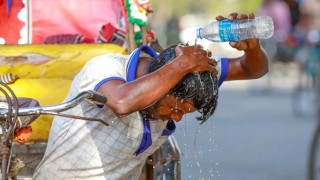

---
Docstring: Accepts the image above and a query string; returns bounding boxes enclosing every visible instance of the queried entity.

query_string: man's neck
[136,57,152,78]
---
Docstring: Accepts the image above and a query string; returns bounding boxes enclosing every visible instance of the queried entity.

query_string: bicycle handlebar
[0,90,107,118]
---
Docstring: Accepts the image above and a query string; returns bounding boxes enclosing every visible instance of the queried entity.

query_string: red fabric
[97,23,126,46]
[99,24,117,43]
[44,23,126,46]
[147,31,155,39]
[14,126,33,144]
[0,0,24,44]
[44,34,95,44]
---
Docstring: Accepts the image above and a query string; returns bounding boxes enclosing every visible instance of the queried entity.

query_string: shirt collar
[126,45,157,82]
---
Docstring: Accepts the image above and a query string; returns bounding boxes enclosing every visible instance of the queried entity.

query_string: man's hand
[216,13,260,51]
[216,12,269,81]
[174,44,218,75]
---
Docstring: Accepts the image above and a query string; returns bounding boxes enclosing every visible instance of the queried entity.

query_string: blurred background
[150,0,320,179]
[0,0,319,179]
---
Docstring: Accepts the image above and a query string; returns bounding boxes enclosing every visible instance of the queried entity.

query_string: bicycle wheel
[308,118,320,180]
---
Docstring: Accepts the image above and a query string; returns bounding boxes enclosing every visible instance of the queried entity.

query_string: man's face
[147,94,196,122]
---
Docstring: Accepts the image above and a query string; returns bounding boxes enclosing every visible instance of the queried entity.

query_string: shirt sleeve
[76,54,126,93]
[214,56,229,87]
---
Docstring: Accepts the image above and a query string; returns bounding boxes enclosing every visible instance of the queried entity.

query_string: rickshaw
[0,0,181,179]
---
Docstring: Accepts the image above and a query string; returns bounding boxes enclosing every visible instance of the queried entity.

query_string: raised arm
[97,45,217,117]
[216,13,269,81]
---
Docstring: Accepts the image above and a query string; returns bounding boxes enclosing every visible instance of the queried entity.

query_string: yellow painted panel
[0,44,126,79]
[0,44,126,140]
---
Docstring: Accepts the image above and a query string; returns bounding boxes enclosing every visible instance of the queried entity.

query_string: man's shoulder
[90,53,129,62]
[83,53,129,69]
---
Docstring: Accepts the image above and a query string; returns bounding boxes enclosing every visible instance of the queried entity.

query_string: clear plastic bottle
[196,16,274,42]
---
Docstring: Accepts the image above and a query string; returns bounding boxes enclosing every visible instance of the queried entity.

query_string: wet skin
[146,94,196,122]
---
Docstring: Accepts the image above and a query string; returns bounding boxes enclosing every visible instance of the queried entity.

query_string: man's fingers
[206,50,212,57]
[210,66,218,76]
[228,13,238,21]
[209,58,217,66]
[249,13,255,19]
[175,45,183,56]
[218,13,255,22]
[229,41,248,50]
[229,42,237,48]
[216,15,226,21]
[236,14,248,20]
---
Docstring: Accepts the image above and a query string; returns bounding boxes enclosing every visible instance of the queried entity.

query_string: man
[33,13,268,179]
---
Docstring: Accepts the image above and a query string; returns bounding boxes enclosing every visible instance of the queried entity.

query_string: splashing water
[179,116,189,160]
[177,114,221,179]
[210,74,218,95]
[196,73,205,90]
[193,125,203,161]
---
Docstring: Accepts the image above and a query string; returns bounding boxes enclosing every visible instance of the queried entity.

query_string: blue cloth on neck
[126,45,157,82]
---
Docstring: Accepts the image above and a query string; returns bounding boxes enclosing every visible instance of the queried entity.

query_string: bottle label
[218,20,236,42]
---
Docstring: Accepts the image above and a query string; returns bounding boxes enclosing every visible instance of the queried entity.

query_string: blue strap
[126,45,157,82]
[134,119,176,156]
[93,77,126,108]
[126,45,157,156]
[94,77,126,92]
[134,118,152,156]
[6,0,12,15]
[218,58,229,87]
[161,120,176,136]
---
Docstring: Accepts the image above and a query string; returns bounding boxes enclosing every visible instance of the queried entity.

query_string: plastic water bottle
[196,16,274,42]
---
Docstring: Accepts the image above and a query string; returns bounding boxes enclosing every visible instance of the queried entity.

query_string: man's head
[140,44,219,124]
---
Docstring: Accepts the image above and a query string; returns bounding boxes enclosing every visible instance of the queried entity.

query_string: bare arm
[227,43,268,80]
[216,13,269,81]
[97,45,217,117]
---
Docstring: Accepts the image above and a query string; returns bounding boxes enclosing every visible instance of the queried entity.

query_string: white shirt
[33,46,228,179]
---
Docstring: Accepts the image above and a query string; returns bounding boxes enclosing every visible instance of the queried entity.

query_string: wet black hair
[146,45,219,124]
